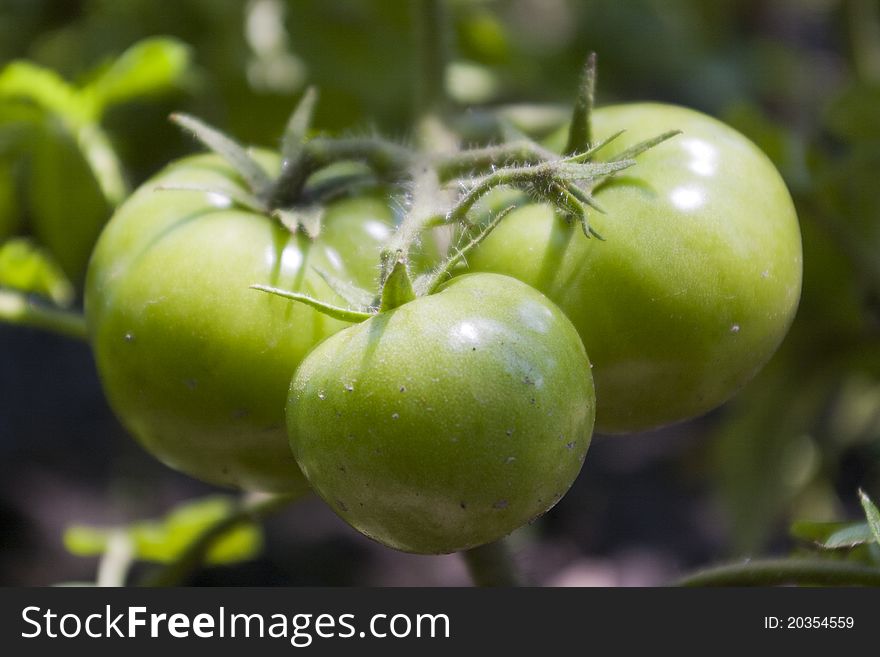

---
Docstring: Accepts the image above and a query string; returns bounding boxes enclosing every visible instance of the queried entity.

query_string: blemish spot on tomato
[506,429,513,436]
[184,378,198,390]
[493,499,509,510]
[337,499,348,512]
[391,412,399,420]
[730,324,740,334]
[123,332,135,343]
[317,391,326,400]
[505,456,516,464]
[344,383,354,392]
[399,385,406,393]
[460,502,467,510]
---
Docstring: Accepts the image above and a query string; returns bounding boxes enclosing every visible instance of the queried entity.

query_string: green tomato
[466,103,803,433]
[287,273,595,554]
[85,152,399,493]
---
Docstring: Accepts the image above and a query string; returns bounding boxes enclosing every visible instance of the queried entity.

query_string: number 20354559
[764,617,854,629]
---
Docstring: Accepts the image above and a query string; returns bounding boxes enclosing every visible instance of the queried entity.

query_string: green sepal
[250,284,373,323]
[379,257,416,312]
[280,86,318,166]
[860,489,880,547]
[170,113,273,198]
[314,267,377,311]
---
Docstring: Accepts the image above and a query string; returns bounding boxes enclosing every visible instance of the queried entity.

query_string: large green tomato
[86,152,399,493]
[287,273,595,554]
[466,103,802,433]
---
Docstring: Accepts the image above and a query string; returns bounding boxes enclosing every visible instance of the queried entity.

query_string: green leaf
[792,520,877,549]
[85,37,191,113]
[133,497,261,565]
[63,525,110,557]
[859,490,880,547]
[27,120,110,286]
[64,497,262,566]
[76,122,127,206]
[0,60,91,124]
[0,237,75,306]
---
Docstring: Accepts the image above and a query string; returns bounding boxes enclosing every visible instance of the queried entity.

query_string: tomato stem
[564,53,597,156]
[0,289,88,341]
[675,558,880,587]
[462,539,524,587]
[412,0,451,126]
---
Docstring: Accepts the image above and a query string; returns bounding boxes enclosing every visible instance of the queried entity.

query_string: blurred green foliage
[64,496,263,567]
[1,0,879,571]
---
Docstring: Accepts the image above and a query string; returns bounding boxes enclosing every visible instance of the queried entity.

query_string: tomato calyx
[167,88,399,239]
[250,56,681,318]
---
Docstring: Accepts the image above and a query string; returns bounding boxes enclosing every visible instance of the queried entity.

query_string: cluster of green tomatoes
[83,75,802,554]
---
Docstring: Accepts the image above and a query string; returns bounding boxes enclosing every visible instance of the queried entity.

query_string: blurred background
[1,0,879,586]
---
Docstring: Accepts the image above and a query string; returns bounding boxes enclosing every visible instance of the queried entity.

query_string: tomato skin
[85,152,397,493]
[466,103,803,433]
[287,273,595,554]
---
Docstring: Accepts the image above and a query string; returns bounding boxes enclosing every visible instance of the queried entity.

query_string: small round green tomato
[86,152,397,493]
[287,273,595,554]
[467,103,803,433]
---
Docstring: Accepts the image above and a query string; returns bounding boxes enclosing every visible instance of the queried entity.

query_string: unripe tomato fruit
[287,273,595,553]
[85,152,398,493]
[466,103,803,433]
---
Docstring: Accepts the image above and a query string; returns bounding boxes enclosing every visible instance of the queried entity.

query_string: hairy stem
[272,137,413,205]
[0,290,88,341]
[676,558,880,587]
[462,539,524,587]
[140,492,300,587]
[435,140,559,180]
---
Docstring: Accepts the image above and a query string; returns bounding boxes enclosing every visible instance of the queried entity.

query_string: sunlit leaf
[63,525,110,557]
[0,237,75,306]
[0,60,91,123]
[792,520,877,549]
[61,496,263,566]
[85,37,191,112]
[27,120,109,286]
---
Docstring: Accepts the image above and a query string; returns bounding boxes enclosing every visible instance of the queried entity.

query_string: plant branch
[462,539,524,587]
[140,492,299,587]
[675,558,880,587]
[413,0,450,122]
[0,289,88,341]
[95,530,135,587]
